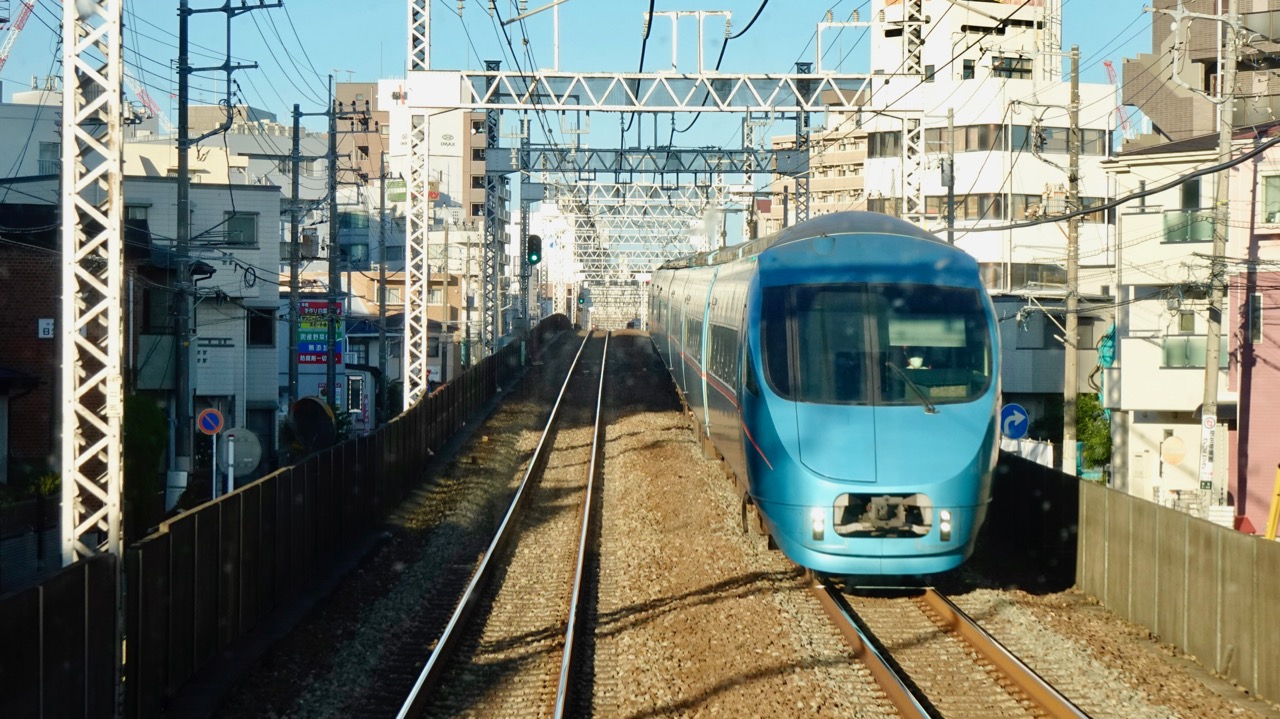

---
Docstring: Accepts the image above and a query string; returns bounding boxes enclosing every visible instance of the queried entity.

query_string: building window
[1181,177,1201,210]
[39,141,59,174]
[471,175,486,189]
[428,287,444,304]
[867,131,902,158]
[223,211,258,247]
[347,341,369,366]
[924,65,935,82]
[246,308,275,347]
[386,286,404,304]
[142,287,175,333]
[471,148,486,162]
[962,59,975,79]
[1179,311,1196,334]
[471,203,484,217]
[992,55,1032,79]
[1263,176,1280,223]
[1250,293,1263,344]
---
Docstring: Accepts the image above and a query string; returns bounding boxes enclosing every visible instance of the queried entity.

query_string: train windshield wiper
[884,362,938,414]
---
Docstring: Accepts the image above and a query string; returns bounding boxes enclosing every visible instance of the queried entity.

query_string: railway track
[812,580,1090,719]
[396,331,609,719]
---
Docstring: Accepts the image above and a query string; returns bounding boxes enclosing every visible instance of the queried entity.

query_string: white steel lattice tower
[60,0,124,563]
[404,0,431,406]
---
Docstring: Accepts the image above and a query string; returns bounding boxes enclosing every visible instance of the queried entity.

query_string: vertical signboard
[298,300,344,364]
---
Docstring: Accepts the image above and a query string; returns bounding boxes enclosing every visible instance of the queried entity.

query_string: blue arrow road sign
[1000,403,1029,440]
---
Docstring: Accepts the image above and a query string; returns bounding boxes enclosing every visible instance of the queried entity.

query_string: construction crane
[125,72,177,133]
[1104,60,1135,141]
[0,0,34,74]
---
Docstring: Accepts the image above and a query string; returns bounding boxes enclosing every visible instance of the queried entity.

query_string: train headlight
[940,509,952,522]
[939,511,952,542]
[810,508,825,541]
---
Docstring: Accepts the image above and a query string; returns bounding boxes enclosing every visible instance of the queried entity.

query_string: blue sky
[0,0,1154,138]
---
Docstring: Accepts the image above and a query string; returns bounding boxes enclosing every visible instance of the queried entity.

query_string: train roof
[658,211,951,270]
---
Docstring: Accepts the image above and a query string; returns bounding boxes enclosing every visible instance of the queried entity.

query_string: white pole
[211,433,218,500]
[227,434,235,496]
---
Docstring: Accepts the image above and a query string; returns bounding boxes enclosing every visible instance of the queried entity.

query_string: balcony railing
[38,159,60,175]
[1163,209,1215,243]
[1162,334,1228,368]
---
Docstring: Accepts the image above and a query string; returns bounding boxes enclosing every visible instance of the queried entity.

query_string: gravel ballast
[210,330,1280,718]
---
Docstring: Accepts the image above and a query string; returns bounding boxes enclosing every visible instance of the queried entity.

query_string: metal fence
[0,315,568,719]
[0,554,118,719]
[0,498,61,592]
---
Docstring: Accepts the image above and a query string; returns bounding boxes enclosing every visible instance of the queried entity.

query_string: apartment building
[1103,124,1280,532]
[1122,0,1280,146]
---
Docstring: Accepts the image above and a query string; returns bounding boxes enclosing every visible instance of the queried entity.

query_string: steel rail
[396,331,596,719]
[810,578,931,719]
[919,589,1090,719]
[554,331,610,717]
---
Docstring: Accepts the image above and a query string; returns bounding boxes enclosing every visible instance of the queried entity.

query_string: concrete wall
[1077,481,1280,703]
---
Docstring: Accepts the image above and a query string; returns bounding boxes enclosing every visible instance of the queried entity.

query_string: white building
[852,0,1117,295]
[1101,136,1236,515]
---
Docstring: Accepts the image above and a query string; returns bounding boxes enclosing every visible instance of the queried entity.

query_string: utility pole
[326,75,340,410]
[945,107,955,245]
[175,0,278,504]
[288,104,301,407]
[176,0,193,494]
[1200,0,1239,496]
[378,152,389,421]
[1063,46,1081,477]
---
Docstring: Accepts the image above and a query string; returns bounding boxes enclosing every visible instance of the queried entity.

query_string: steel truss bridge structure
[551,181,726,329]
[401,0,870,406]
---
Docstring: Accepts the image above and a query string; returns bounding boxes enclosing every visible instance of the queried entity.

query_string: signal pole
[1063,47,1081,477]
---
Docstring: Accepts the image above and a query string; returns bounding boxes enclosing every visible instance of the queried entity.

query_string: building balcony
[1111,334,1232,411]
[1163,209,1215,243]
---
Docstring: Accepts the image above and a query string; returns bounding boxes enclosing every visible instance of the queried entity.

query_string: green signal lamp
[526,234,542,266]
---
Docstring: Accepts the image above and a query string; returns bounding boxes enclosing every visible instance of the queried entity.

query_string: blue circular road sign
[197,408,224,436]
[1000,403,1029,440]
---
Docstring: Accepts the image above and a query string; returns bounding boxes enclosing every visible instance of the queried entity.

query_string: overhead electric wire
[280,4,329,88]
[249,10,326,106]
[967,133,1280,233]
[622,0,658,138]
[670,0,771,139]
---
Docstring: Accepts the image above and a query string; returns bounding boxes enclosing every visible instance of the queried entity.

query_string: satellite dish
[217,427,263,477]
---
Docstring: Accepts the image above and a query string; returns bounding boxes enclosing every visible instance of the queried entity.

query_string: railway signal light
[526,234,542,266]
[578,294,585,306]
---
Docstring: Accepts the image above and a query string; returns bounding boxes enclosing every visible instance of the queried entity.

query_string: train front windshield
[761,284,992,405]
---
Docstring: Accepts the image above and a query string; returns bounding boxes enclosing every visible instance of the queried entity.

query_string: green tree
[124,394,169,537]
[1077,393,1112,469]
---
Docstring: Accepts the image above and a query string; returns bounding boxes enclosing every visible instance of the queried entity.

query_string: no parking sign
[197,408,224,436]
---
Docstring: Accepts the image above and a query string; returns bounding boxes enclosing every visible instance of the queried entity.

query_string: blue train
[649,211,1000,577]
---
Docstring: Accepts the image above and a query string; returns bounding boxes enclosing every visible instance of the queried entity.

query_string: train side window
[743,343,760,397]
[761,286,792,397]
